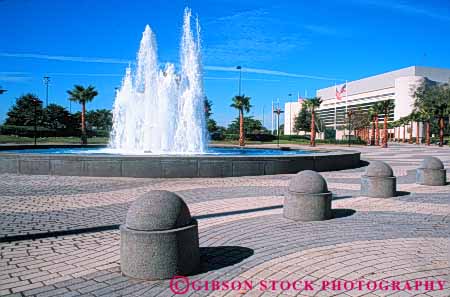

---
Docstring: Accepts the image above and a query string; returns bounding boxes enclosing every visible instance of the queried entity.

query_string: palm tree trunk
[397,126,400,142]
[439,117,444,147]
[416,121,420,144]
[402,125,406,143]
[409,122,413,144]
[367,127,370,143]
[382,113,388,148]
[310,110,316,147]
[371,118,375,146]
[375,116,379,146]
[239,110,244,146]
[81,101,87,145]
[426,121,430,146]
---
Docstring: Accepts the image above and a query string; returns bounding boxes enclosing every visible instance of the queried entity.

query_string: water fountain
[0,8,361,177]
[109,8,206,154]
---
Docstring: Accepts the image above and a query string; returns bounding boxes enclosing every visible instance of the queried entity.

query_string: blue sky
[1,0,450,127]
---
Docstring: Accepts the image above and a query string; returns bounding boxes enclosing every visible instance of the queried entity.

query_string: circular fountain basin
[0,145,361,178]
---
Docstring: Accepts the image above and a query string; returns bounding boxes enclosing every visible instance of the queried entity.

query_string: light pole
[236,66,242,96]
[43,76,50,107]
[0,87,7,95]
[273,107,284,147]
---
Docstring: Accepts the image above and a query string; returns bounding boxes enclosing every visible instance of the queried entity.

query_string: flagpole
[334,83,337,130]
[345,80,348,114]
[271,100,274,134]
[276,98,280,136]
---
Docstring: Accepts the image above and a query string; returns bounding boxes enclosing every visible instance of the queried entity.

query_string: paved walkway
[0,144,449,296]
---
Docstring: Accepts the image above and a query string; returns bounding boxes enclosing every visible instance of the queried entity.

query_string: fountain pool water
[109,8,206,155]
[1,147,313,156]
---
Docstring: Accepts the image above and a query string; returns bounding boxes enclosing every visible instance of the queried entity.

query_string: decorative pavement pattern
[0,144,449,297]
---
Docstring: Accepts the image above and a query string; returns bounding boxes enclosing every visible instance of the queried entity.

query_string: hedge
[0,125,109,138]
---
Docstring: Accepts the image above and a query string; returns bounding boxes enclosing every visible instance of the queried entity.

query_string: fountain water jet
[109,8,206,154]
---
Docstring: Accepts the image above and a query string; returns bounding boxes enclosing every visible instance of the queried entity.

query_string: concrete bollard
[416,157,447,186]
[120,190,200,280]
[361,161,396,198]
[283,170,332,221]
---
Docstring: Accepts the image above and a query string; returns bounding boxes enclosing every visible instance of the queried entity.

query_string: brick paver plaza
[0,144,449,297]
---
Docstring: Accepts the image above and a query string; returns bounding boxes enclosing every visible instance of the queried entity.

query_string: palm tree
[414,81,434,146]
[304,97,322,147]
[431,84,450,147]
[370,103,384,146]
[420,110,432,146]
[67,85,98,144]
[230,95,252,146]
[400,117,407,143]
[376,100,395,148]
[368,107,377,145]
[415,80,450,147]
[408,116,414,144]
[408,111,421,144]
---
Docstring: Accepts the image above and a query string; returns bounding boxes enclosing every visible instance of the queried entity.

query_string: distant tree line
[1,91,110,139]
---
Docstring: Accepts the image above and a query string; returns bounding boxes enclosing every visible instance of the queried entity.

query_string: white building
[284,66,450,139]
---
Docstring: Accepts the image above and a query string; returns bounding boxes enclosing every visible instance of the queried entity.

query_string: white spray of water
[109,8,206,154]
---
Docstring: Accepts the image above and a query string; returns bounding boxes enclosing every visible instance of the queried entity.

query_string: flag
[335,83,346,100]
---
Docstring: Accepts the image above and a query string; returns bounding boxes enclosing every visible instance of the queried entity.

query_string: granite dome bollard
[120,190,200,280]
[283,170,332,221]
[360,161,396,198]
[416,157,447,186]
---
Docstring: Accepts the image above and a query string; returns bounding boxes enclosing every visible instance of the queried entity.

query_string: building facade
[284,66,450,139]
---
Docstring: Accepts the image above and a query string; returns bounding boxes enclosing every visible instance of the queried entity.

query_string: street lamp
[0,87,7,95]
[273,107,284,147]
[236,66,242,96]
[43,76,50,107]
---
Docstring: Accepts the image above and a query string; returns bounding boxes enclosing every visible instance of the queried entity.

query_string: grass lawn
[0,135,109,144]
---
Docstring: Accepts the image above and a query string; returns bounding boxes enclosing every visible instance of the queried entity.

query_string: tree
[43,104,72,131]
[368,107,377,145]
[303,97,322,147]
[203,97,219,134]
[293,104,311,133]
[227,116,267,135]
[5,93,44,126]
[67,85,98,144]
[85,109,112,131]
[204,97,212,119]
[408,111,423,145]
[415,81,450,147]
[399,117,408,143]
[377,100,395,148]
[434,84,450,146]
[370,102,385,146]
[347,108,370,138]
[414,80,435,146]
[230,95,251,146]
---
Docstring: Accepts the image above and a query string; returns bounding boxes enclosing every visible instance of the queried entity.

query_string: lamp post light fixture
[236,66,242,96]
[43,76,50,107]
[273,107,284,147]
[0,87,7,95]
